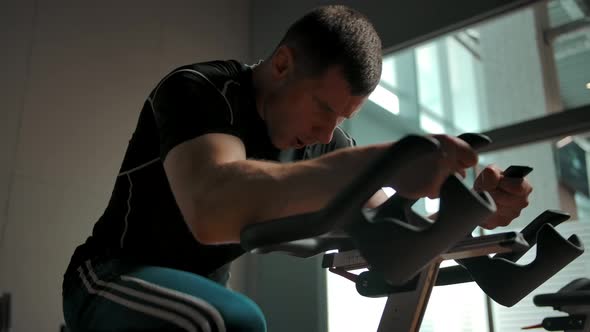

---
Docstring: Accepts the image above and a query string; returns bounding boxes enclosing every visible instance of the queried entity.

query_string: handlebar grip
[457,133,492,150]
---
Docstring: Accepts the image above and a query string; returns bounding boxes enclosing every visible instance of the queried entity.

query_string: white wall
[0,1,250,331]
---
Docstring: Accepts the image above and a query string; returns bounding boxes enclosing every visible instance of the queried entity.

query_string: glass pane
[420,112,446,134]
[422,283,489,332]
[416,43,444,117]
[447,37,483,133]
[547,0,588,27]
[474,11,552,130]
[368,85,400,115]
[551,14,590,109]
[326,270,386,332]
[381,55,398,89]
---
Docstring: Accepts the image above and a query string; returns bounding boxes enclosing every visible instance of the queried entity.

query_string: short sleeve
[150,69,242,160]
[330,126,357,149]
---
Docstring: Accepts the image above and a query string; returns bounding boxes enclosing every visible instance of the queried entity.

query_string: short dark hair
[276,5,382,96]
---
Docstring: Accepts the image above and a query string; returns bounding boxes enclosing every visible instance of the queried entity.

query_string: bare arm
[164,133,390,244]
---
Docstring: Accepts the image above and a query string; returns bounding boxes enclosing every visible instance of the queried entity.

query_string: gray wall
[0,1,250,331]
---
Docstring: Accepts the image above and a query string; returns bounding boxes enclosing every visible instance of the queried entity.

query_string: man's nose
[313,125,334,144]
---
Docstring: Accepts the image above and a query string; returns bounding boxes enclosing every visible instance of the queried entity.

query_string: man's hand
[473,165,533,229]
[393,134,479,199]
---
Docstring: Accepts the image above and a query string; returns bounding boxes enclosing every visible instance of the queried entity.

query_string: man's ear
[270,45,294,81]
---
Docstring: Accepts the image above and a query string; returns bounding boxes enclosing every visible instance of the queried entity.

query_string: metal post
[377,263,440,332]
[479,104,590,154]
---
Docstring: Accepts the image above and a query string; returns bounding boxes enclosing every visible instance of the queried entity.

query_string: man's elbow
[184,207,244,245]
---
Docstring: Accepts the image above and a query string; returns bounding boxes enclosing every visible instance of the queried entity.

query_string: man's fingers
[498,177,533,196]
[452,136,479,169]
[433,134,478,171]
[497,208,521,226]
[474,165,502,192]
[481,217,508,230]
[481,208,520,229]
[475,165,534,230]
[489,189,530,209]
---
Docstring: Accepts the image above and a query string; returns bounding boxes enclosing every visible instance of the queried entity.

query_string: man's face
[262,48,367,149]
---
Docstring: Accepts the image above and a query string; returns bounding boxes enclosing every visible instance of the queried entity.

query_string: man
[62,5,532,332]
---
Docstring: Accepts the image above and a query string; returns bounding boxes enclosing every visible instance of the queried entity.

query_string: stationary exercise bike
[240,133,585,331]
[523,278,590,331]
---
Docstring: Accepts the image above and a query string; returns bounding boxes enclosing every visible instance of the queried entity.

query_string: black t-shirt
[64,60,356,284]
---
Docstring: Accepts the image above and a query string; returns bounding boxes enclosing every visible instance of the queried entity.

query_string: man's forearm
[196,143,390,243]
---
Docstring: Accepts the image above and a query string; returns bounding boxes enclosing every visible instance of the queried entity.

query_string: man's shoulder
[148,59,252,102]
[169,60,248,86]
